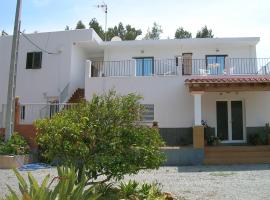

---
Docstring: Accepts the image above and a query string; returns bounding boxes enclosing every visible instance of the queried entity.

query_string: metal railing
[59,83,70,103]
[91,59,178,77]
[89,58,270,77]
[19,103,77,124]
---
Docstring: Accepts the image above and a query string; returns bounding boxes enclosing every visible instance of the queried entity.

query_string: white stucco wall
[86,74,270,129]
[202,91,270,128]
[85,37,270,130]
[0,29,99,113]
[85,75,194,128]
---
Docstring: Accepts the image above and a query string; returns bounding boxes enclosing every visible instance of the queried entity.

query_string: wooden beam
[188,83,270,92]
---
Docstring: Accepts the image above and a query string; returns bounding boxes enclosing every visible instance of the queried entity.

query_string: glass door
[216,100,245,142]
[206,55,226,75]
[135,57,154,76]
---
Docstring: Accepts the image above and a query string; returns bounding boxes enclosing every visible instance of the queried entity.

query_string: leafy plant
[119,180,139,199]
[118,181,167,200]
[36,90,165,185]
[5,166,101,200]
[248,133,267,145]
[206,136,221,146]
[0,133,29,155]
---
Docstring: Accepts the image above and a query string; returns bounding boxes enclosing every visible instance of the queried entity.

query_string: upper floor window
[206,55,227,75]
[135,57,154,76]
[26,52,42,69]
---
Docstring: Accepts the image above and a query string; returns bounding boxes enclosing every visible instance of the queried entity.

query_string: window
[20,105,25,121]
[206,55,227,75]
[135,57,154,76]
[141,104,154,122]
[26,52,42,69]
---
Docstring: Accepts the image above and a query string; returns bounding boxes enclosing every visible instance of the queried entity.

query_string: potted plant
[265,123,270,145]
[207,135,221,146]
[0,132,30,169]
[152,121,159,129]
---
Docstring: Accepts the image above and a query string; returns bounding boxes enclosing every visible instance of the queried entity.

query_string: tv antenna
[95,2,108,41]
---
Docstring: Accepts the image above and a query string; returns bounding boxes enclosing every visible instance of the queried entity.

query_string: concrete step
[205,151,270,158]
[204,157,270,165]
[205,145,270,152]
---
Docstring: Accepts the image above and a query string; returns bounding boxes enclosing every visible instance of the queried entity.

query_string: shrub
[0,132,29,155]
[36,90,165,185]
[248,133,267,145]
[5,166,102,200]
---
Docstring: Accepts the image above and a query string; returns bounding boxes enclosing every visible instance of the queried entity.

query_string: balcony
[88,58,270,77]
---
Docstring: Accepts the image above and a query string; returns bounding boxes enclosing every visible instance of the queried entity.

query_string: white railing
[59,83,70,103]
[87,58,270,77]
[90,59,179,77]
[19,103,77,124]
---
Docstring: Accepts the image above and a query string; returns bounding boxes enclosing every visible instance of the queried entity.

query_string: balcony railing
[89,58,270,77]
[19,103,77,124]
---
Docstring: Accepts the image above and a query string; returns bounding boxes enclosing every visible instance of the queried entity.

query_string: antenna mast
[97,2,108,41]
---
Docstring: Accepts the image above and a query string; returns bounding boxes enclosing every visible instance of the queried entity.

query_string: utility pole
[96,2,108,41]
[5,0,22,141]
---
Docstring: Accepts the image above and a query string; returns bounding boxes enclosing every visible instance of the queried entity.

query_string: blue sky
[1,0,270,57]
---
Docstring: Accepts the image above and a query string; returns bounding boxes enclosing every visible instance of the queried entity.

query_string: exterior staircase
[68,88,85,103]
[204,145,270,165]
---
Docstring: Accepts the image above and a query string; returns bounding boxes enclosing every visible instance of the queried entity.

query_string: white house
[1,29,270,165]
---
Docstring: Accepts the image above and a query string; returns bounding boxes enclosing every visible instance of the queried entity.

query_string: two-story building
[1,29,270,165]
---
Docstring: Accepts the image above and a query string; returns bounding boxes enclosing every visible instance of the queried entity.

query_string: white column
[192,92,203,126]
[85,60,92,78]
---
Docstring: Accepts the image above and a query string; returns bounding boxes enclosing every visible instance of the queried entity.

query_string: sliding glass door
[135,57,154,76]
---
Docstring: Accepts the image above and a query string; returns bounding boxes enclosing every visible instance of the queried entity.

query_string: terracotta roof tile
[185,75,270,84]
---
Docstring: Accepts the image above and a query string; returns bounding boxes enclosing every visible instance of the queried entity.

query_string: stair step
[205,151,270,158]
[204,157,270,165]
[205,145,270,152]
[68,88,85,103]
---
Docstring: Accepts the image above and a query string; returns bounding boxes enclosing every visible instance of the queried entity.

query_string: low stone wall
[160,127,215,146]
[0,125,38,150]
[15,125,38,150]
[161,147,204,166]
[159,128,193,146]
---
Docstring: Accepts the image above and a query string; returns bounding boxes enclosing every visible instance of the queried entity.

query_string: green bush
[6,166,101,200]
[248,133,267,145]
[36,90,165,185]
[0,132,29,155]
[119,180,166,200]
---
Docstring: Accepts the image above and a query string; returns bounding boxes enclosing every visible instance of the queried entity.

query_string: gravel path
[1,164,270,200]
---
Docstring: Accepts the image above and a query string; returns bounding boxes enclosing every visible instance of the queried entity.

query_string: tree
[65,25,70,31]
[175,27,192,39]
[125,24,142,40]
[76,20,86,29]
[144,22,163,40]
[89,18,142,41]
[106,23,142,41]
[89,18,105,40]
[36,90,165,185]
[196,25,214,38]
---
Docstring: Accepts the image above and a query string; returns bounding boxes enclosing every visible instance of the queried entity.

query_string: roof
[185,76,270,84]
[102,37,260,47]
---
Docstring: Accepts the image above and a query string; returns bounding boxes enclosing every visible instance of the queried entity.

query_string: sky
[0,0,269,57]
